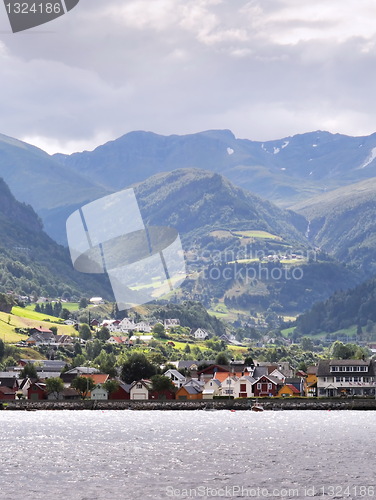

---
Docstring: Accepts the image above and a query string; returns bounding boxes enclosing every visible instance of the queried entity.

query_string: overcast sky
[1,0,376,154]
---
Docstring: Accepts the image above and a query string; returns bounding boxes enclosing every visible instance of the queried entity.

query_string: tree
[0,339,4,360]
[150,374,176,392]
[215,352,229,365]
[60,308,71,320]
[153,323,167,338]
[19,362,38,379]
[79,297,88,309]
[46,377,64,399]
[72,376,95,399]
[120,353,156,384]
[300,337,314,352]
[50,326,58,336]
[184,343,191,354]
[79,323,91,340]
[74,342,82,355]
[103,379,119,396]
[97,326,110,341]
[244,355,254,366]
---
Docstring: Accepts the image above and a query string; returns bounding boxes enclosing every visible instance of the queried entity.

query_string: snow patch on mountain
[360,147,376,168]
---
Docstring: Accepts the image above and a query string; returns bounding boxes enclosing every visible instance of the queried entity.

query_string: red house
[108,382,131,400]
[0,386,16,400]
[149,389,176,400]
[252,375,281,397]
[27,382,47,400]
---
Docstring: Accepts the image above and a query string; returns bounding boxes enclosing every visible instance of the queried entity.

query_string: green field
[210,229,281,241]
[232,230,282,240]
[13,306,63,322]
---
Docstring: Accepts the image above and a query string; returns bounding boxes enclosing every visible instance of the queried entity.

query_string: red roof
[0,386,15,395]
[285,384,300,394]
[81,374,109,385]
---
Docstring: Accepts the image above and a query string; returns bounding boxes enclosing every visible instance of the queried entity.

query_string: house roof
[0,386,15,395]
[81,373,109,385]
[65,367,100,375]
[317,359,374,377]
[130,379,152,390]
[179,384,202,395]
[163,369,185,380]
[284,384,300,394]
[307,365,318,375]
[253,374,281,386]
[0,377,19,389]
[30,327,53,334]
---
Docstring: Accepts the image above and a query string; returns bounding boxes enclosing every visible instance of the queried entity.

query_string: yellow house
[278,384,301,397]
[176,381,203,400]
[306,365,318,397]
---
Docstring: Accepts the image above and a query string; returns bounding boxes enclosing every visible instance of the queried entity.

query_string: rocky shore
[2,398,376,411]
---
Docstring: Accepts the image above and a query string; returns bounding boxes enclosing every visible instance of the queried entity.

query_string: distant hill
[292,177,376,275]
[134,168,308,246]
[3,129,376,245]
[54,129,376,208]
[133,169,363,316]
[295,277,376,335]
[0,133,108,243]
[0,177,112,300]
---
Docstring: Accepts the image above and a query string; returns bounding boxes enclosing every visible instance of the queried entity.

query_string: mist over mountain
[0,177,113,300]
[0,133,108,243]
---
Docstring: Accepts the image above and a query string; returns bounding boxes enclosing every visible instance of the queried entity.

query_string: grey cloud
[0,0,376,152]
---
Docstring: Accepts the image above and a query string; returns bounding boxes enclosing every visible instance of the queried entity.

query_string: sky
[1,0,376,154]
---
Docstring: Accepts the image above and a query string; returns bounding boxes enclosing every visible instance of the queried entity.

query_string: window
[268,383,272,390]
[136,383,142,389]
[257,383,261,389]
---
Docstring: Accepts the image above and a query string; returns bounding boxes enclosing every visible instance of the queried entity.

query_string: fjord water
[1,410,375,500]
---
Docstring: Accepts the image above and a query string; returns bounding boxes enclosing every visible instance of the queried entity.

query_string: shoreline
[2,398,376,411]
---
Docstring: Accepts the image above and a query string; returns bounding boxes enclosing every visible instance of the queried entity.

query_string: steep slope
[54,129,376,208]
[0,133,108,243]
[0,178,112,299]
[134,168,308,246]
[295,277,376,335]
[133,169,362,315]
[291,177,376,275]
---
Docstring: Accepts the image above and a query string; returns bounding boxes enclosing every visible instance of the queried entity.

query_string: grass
[2,308,77,341]
[13,306,63,323]
[232,230,282,240]
[210,229,281,241]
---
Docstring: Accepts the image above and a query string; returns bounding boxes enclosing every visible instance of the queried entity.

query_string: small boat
[251,404,264,412]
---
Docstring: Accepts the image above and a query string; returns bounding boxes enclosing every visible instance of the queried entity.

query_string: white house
[202,378,222,399]
[119,318,137,332]
[163,369,186,388]
[90,297,104,305]
[135,321,152,333]
[164,319,180,329]
[221,375,238,397]
[192,328,209,340]
[91,385,108,400]
[233,375,256,398]
[129,380,152,400]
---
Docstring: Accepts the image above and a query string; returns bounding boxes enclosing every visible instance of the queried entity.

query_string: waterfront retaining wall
[2,398,376,411]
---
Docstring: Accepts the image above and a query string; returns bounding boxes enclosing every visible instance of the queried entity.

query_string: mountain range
[1,128,376,325]
[3,128,376,246]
